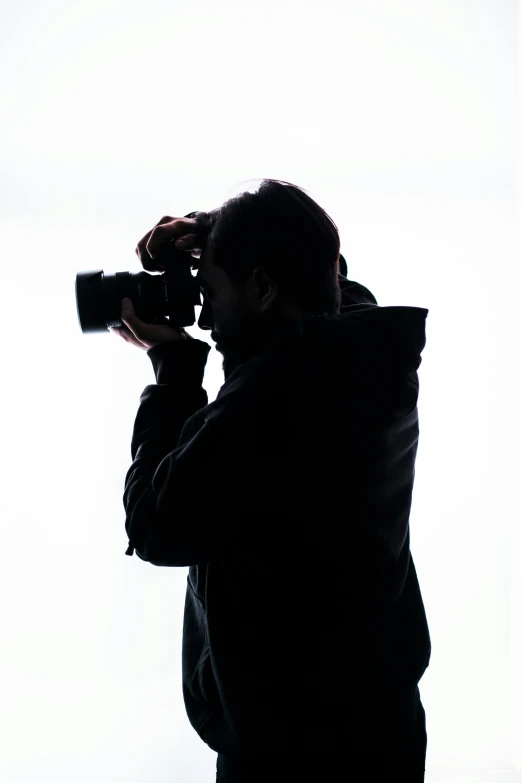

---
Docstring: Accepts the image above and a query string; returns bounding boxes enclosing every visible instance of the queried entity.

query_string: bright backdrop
[0,1,519,781]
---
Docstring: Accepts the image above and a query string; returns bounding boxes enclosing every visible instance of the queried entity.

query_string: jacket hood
[249,273,429,419]
[304,273,429,392]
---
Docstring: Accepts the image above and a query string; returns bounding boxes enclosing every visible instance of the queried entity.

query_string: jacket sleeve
[123,337,214,564]
[123,343,299,566]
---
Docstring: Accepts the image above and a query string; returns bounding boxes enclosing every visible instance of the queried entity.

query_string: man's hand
[110,298,194,351]
[111,215,207,350]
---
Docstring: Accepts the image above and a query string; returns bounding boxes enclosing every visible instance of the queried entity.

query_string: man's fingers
[145,218,198,261]
[135,216,175,271]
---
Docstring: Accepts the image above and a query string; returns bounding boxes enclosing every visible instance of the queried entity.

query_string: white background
[0,1,519,781]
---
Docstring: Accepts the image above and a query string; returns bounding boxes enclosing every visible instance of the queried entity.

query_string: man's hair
[193,179,342,316]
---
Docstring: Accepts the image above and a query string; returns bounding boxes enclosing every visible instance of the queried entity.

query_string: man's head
[193,179,342,377]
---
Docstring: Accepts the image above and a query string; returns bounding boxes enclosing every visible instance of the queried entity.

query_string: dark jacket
[122,273,431,758]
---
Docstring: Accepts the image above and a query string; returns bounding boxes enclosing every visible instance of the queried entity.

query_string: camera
[75,212,206,335]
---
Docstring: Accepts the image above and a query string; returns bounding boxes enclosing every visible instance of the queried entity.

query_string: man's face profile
[196,242,301,377]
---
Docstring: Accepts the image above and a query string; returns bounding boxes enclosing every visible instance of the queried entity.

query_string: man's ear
[248,267,279,313]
